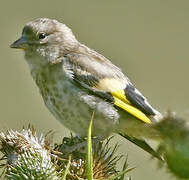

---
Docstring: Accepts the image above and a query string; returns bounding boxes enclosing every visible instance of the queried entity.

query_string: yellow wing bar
[113,96,152,124]
[95,79,152,123]
[111,89,130,104]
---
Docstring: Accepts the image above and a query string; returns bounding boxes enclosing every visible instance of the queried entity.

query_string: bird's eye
[38,32,46,39]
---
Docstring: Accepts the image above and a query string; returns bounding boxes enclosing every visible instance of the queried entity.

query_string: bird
[10,18,162,148]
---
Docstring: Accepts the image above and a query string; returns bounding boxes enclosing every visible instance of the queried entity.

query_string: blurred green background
[1,0,189,179]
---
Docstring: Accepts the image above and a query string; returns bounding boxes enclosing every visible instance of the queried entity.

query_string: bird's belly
[39,78,119,136]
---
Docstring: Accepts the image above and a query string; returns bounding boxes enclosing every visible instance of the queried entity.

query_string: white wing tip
[153,110,163,122]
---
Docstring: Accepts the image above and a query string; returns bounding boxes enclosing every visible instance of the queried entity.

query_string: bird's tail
[119,133,163,161]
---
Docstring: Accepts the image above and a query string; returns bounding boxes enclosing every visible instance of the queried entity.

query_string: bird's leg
[56,135,105,157]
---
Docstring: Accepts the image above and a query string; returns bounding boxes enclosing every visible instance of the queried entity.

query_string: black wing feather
[125,84,155,115]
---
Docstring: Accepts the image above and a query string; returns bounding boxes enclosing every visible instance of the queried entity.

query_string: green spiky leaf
[85,112,94,180]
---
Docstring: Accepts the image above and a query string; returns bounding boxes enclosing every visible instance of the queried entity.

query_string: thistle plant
[1,113,189,180]
[0,127,59,179]
[0,125,132,180]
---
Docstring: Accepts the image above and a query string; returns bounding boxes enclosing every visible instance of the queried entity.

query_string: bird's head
[10,18,78,63]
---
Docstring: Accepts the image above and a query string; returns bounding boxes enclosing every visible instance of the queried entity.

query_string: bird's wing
[61,51,156,123]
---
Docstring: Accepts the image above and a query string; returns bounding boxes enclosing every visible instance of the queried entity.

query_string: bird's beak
[10,36,28,50]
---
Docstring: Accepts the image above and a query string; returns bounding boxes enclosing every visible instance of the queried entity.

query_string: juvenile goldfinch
[10,18,161,138]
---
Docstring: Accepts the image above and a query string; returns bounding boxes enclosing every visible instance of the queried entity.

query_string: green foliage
[155,115,189,179]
